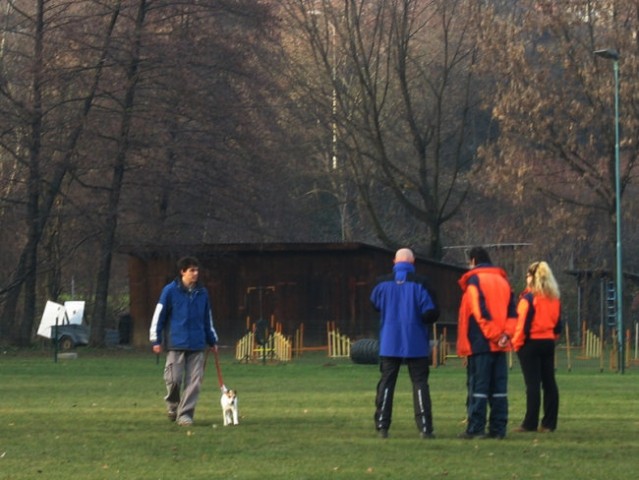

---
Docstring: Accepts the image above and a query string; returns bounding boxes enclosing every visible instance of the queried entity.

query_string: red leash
[212,348,227,392]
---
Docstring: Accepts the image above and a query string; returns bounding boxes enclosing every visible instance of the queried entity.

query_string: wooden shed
[123,243,466,348]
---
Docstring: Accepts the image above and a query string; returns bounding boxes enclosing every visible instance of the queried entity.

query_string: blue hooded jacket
[149,278,218,350]
[370,262,439,358]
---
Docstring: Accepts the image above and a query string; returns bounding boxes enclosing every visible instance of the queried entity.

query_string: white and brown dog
[220,388,239,426]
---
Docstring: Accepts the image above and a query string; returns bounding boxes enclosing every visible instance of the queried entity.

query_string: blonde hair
[527,261,560,299]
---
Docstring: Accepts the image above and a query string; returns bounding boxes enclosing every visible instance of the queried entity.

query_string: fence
[235,321,354,362]
[581,326,603,358]
[431,321,639,372]
[236,320,639,369]
[327,322,351,358]
[235,327,292,363]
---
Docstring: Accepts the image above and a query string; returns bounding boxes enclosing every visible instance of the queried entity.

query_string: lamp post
[594,48,624,373]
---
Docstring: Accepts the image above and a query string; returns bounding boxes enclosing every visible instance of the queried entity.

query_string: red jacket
[512,289,561,351]
[457,265,517,357]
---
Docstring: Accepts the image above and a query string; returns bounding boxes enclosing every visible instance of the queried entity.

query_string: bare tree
[476,0,639,270]
[89,0,139,345]
[0,1,120,345]
[87,0,296,343]
[122,1,307,245]
[280,0,490,258]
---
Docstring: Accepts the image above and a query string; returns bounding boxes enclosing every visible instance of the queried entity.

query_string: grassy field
[1,348,638,479]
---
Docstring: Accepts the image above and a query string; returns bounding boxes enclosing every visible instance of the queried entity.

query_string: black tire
[350,338,379,365]
[58,335,74,351]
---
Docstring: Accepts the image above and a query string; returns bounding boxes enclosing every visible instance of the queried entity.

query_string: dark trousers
[517,339,559,431]
[466,352,508,436]
[374,356,433,434]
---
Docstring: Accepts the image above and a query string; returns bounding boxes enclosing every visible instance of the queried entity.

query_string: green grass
[1,349,638,479]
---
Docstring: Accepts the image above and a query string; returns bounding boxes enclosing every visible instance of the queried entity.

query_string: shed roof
[120,241,466,271]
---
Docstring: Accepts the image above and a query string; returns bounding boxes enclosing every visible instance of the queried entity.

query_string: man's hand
[152,344,162,354]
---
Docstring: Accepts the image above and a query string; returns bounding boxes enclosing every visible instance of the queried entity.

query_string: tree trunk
[0,1,121,345]
[90,0,146,346]
[4,0,45,346]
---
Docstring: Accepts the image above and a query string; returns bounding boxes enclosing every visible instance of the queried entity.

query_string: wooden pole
[565,323,572,372]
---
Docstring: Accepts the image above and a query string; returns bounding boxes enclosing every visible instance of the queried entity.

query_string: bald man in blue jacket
[370,248,440,439]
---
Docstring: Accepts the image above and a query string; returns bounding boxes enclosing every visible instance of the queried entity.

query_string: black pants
[517,340,559,431]
[374,356,433,434]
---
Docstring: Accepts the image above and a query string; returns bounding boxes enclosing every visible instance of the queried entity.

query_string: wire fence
[435,321,639,372]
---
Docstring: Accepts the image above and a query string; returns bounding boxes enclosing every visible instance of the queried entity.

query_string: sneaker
[486,432,505,439]
[538,427,554,433]
[167,409,177,422]
[176,415,193,426]
[378,429,389,439]
[420,431,435,439]
[457,431,486,439]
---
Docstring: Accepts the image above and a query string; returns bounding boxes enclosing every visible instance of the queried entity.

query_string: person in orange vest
[511,261,561,433]
[457,246,517,439]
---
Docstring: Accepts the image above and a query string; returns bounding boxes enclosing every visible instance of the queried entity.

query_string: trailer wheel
[350,339,379,365]
[58,335,74,351]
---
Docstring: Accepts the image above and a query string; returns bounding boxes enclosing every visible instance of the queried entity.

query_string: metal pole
[54,316,58,363]
[613,58,624,373]
[595,49,623,373]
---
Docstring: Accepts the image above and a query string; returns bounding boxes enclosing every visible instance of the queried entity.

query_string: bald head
[394,248,415,264]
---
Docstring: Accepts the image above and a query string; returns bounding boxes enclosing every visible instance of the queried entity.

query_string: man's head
[177,256,200,287]
[394,248,415,264]
[467,247,491,267]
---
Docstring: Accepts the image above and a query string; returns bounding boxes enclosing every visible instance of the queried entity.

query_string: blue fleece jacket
[370,262,439,358]
[149,279,218,350]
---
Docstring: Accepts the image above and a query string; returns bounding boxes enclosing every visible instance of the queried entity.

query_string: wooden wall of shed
[127,246,465,348]
[128,255,175,347]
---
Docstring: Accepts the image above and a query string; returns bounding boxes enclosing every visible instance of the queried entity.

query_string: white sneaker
[176,415,193,426]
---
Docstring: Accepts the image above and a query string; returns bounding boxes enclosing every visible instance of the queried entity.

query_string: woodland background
[1,0,639,347]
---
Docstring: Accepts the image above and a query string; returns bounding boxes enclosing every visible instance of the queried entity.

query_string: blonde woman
[512,261,561,433]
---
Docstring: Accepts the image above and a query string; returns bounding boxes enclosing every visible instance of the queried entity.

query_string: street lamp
[594,48,624,373]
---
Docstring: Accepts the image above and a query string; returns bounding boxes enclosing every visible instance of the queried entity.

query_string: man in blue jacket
[150,256,218,426]
[370,248,440,439]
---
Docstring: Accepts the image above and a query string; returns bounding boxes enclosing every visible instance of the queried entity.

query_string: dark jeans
[374,356,433,434]
[466,352,508,436]
[517,339,559,431]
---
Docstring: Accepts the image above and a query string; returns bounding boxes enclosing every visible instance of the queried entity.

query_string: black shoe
[378,429,389,439]
[458,431,486,439]
[420,431,435,439]
[486,432,505,439]
[514,426,535,433]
